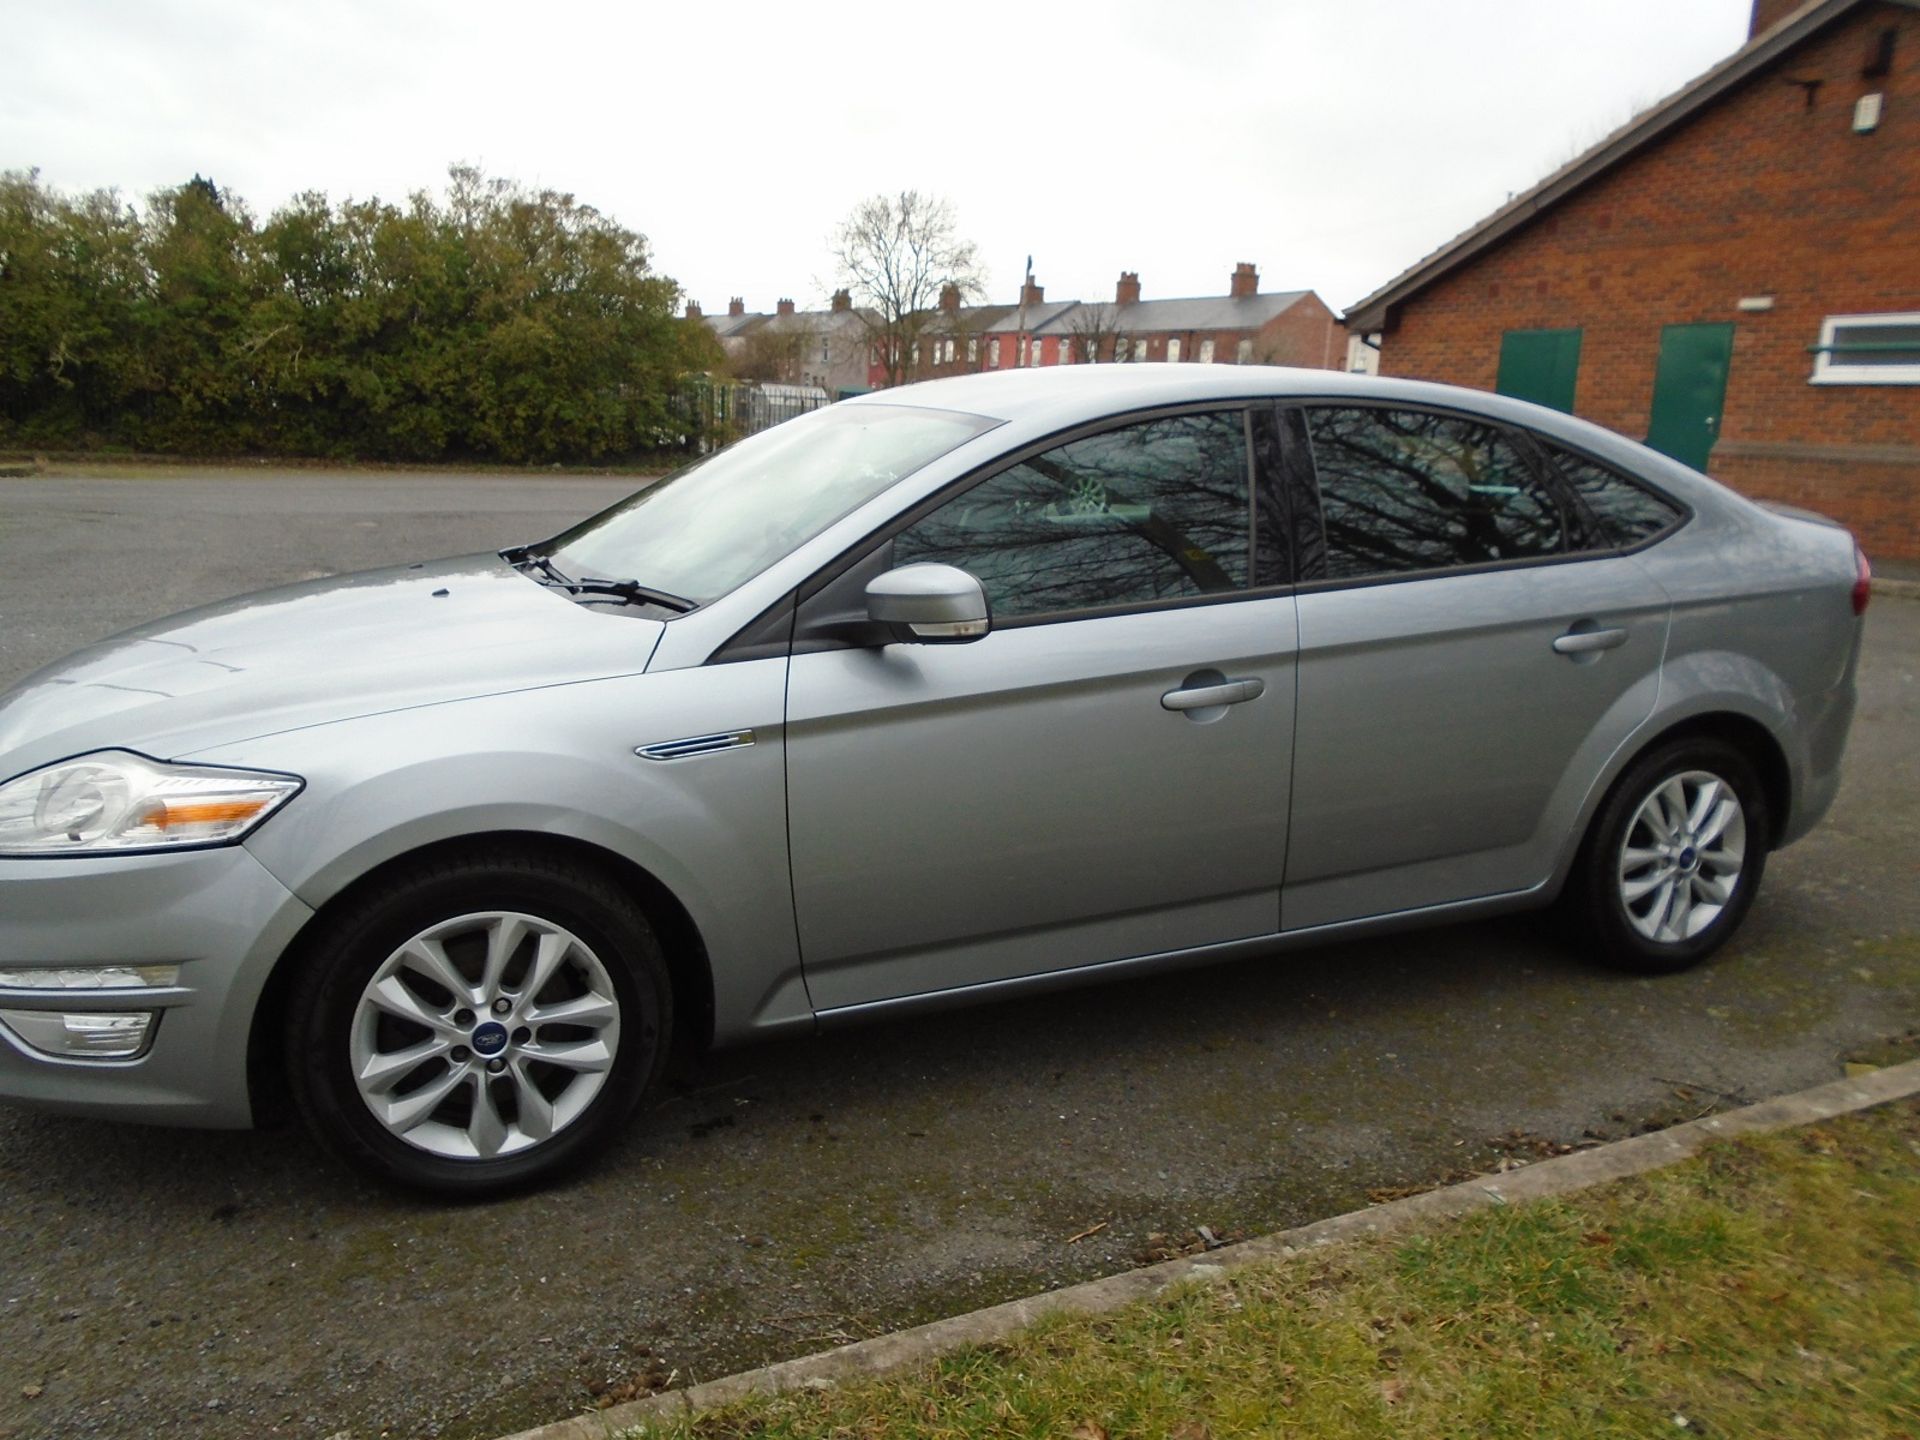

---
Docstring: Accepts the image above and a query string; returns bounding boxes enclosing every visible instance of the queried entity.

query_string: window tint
[895,411,1252,619]
[1304,407,1565,579]
[1540,441,1683,547]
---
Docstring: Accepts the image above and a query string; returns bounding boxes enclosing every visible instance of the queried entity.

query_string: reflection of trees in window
[1539,442,1681,547]
[1305,408,1565,579]
[896,413,1250,618]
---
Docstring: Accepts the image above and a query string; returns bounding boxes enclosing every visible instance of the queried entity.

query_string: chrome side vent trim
[634,730,756,762]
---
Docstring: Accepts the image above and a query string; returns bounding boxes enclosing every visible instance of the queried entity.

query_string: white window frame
[1199,338,1216,364]
[1811,312,1920,385]
[1167,337,1182,363]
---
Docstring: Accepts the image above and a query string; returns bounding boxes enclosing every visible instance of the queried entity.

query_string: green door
[1495,328,1582,412]
[1646,323,1734,471]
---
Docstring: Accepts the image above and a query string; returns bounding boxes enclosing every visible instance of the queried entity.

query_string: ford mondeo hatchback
[0,367,1868,1192]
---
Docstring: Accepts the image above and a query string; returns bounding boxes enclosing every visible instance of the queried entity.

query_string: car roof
[841,363,1374,422]
[840,363,1594,428]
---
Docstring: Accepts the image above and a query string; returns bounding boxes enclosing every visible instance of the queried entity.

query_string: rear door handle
[1552,627,1628,656]
[1161,677,1265,711]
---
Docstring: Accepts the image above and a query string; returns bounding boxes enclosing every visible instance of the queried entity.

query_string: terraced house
[912,265,1343,379]
[697,266,1345,396]
[1346,0,1920,561]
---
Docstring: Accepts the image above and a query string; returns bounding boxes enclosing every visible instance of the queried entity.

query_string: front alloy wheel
[288,851,670,1195]
[349,911,623,1161]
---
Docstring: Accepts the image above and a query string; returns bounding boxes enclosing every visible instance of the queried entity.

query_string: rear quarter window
[1539,441,1684,548]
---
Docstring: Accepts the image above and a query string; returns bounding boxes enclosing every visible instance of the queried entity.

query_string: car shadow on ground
[8,911,1596,1208]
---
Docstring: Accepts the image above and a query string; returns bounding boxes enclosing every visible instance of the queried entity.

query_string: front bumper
[0,844,314,1128]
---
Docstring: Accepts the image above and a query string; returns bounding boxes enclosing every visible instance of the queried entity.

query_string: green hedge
[0,166,722,464]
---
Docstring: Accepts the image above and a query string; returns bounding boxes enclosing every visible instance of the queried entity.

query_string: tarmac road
[1,469,1916,1440]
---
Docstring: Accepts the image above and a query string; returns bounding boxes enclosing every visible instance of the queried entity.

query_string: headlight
[0,751,302,857]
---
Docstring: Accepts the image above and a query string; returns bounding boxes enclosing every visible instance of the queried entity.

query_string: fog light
[0,965,179,990]
[0,1009,155,1059]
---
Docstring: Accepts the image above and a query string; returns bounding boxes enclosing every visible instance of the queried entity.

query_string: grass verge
[639,1099,1920,1439]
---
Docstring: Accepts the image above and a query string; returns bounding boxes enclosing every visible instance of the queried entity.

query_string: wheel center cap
[470,1021,510,1057]
[1677,845,1699,873]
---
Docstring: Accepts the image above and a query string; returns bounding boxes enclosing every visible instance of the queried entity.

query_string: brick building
[922,266,1343,378]
[689,291,871,395]
[698,265,1345,392]
[1345,0,1920,560]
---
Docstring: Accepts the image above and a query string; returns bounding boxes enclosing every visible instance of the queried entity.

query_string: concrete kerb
[499,1057,1920,1440]
[1876,576,1920,601]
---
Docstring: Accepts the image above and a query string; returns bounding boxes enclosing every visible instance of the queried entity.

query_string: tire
[285,850,671,1196]
[1566,737,1770,974]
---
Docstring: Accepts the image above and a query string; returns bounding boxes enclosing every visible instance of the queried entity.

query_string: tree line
[0,165,720,464]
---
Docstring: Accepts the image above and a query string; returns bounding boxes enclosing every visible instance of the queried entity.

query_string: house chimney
[1021,277,1045,307]
[1748,0,1804,37]
[728,297,745,317]
[939,282,962,312]
[684,300,702,320]
[1229,262,1259,299]
[831,287,852,313]
[1116,271,1141,306]
[776,298,796,317]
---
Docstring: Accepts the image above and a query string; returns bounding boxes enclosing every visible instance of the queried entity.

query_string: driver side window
[894,411,1253,620]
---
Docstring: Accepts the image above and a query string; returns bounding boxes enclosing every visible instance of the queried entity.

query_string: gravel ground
[0,468,1915,1440]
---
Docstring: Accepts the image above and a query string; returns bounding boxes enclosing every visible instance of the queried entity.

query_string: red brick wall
[1374,2,1920,559]
[1256,294,1345,369]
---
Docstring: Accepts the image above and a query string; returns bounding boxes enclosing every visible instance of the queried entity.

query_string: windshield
[539,403,997,606]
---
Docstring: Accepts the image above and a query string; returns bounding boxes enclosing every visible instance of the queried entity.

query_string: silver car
[0,367,1869,1193]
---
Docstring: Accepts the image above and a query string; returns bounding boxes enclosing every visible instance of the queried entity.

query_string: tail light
[1852,546,1872,617]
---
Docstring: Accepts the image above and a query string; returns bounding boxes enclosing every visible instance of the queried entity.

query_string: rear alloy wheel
[1570,739,1768,974]
[1617,771,1746,946]
[288,853,670,1195]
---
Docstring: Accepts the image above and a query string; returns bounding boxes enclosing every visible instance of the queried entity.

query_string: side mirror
[865,563,990,644]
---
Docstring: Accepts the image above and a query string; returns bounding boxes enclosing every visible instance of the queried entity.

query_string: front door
[784,408,1297,1012]
[1646,322,1734,472]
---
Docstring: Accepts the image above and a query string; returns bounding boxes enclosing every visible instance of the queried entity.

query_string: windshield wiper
[504,546,694,614]
[503,545,573,588]
[568,577,697,613]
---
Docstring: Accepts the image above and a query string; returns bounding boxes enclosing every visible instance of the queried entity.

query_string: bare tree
[1066,303,1133,365]
[829,191,984,387]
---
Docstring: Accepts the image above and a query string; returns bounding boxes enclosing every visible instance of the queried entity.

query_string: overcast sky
[5,0,1755,317]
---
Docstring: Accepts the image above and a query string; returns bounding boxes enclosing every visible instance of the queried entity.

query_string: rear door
[1281,404,1673,930]
[783,407,1299,1011]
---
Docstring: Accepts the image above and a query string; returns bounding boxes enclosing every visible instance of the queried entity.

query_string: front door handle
[1161,677,1266,711]
[1552,626,1629,656]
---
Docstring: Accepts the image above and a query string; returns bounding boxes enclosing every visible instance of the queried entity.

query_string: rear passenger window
[1539,442,1683,547]
[1303,407,1565,579]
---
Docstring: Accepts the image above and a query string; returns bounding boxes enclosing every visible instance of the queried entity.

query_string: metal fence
[668,378,833,452]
